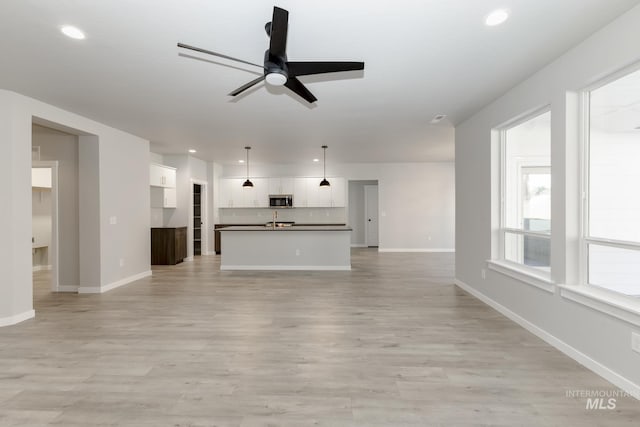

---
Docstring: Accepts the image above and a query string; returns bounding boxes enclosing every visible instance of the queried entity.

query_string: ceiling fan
[177,6,365,103]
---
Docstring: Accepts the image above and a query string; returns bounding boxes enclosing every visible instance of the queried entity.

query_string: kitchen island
[219,225,352,270]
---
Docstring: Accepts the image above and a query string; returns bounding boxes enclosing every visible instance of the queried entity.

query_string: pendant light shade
[319,145,330,187]
[242,146,253,187]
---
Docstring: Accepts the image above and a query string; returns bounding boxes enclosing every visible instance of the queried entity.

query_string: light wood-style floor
[1,249,638,426]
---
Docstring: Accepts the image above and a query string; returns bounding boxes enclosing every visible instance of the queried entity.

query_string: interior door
[364,185,379,247]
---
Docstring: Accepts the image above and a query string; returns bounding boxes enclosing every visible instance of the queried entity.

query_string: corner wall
[0,90,151,325]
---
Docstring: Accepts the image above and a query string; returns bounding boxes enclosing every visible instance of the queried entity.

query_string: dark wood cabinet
[214,224,230,254]
[151,227,187,265]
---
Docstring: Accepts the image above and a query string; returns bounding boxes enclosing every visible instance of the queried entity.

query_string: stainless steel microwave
[269,194,293,208]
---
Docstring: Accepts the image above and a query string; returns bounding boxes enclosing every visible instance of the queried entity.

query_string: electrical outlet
[295,249,301,256]
[119,258,125,267]
[481,269,487,279]
[428,236,432,241]
[109,216,117,225]
[632,332,640,354]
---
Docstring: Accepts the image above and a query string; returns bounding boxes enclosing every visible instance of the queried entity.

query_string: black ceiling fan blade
[268,7,289,58]
[177,43,266,70]
[229,75,266,96]
[284,77,317,103]
[287,61,365,77]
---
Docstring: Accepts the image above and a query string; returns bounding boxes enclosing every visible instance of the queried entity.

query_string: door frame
[32,161,60,292]
[188,178,208,259]
[364,184,379,247]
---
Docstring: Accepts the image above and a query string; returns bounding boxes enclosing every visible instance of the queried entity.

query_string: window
[500,110,551,273]
[585,68,640,297]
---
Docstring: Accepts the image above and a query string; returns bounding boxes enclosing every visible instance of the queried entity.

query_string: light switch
[109,216,117,225]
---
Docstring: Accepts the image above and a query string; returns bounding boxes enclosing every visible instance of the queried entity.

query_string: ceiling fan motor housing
[264,50,288,85]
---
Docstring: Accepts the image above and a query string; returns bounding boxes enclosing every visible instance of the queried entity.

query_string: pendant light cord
[245,146,251,180]
[322,145,328,180]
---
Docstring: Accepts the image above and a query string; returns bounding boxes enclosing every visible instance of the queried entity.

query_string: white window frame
[496,109,552,280]
[579,69,640,296]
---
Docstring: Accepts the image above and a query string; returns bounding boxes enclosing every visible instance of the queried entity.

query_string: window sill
[559,285,640,327]
[487,260,555,293]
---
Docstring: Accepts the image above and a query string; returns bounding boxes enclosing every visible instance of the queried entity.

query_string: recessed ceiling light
[431,114,447,124]
[485,9,509,27]
[188,149,196,153]
[238,159,245,163]
[61,25,86,40]
[313,158,320,162]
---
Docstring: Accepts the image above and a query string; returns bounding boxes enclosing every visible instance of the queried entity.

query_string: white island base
[220,226,352,271]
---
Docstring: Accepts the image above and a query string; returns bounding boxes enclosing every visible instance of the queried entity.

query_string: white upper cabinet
[151,187,176,208]
[221,176,346,208]
[293,178,310,207]
[150,163,176,188]
[219,178,269,208]
[149,163,177,209]
[244,178,269,208]
[32,168,52,188]
[219,178,243,208]
[268,177,294,195]
[329,177,346,207]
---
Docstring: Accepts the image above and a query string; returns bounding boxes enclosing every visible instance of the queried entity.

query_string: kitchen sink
[264,221,295,227]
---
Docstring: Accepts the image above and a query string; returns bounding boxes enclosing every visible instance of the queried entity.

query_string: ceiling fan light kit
[178,6,364,103]
[265,71,287,86]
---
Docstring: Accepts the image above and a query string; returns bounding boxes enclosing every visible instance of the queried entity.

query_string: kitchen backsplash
[219,208,346,224]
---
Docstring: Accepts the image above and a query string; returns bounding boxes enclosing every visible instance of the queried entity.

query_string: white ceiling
[1,0,638,165]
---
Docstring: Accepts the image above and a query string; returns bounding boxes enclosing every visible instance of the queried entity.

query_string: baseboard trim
[454,278,640,400]
[56,285,78,293]
[204,251,216,256]
[78,270,152,294]
[32,265,52,272]
[351,244,368,248]
[184,256,194,262]
[221,265,351,271]
[379,248,455,253]
[0,310,35,327]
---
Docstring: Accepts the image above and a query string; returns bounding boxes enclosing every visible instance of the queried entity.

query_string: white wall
[0,90,151,325]
[222,161,455,251]
[455,5,640,395]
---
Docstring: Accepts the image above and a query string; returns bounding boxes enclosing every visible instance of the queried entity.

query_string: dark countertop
[215,223,346,227]
[220,225,352,232]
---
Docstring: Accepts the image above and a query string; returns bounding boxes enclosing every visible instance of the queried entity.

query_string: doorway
[193,183,202,256]
[31,161,59,292]
[364,184,379,247]
[348,180,379,248]
[189,179,208,258]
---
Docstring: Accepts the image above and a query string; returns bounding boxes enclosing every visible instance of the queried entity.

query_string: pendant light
[242,146,253,187]
[319,145,330,187]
